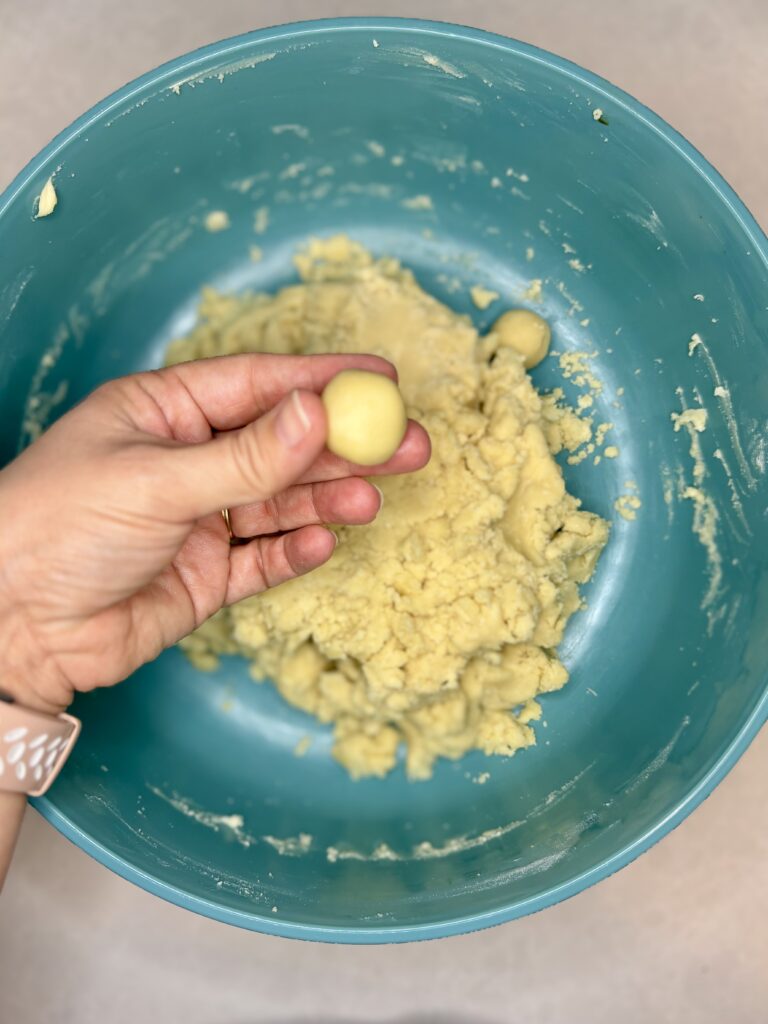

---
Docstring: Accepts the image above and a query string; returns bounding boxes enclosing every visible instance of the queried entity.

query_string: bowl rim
[6,15,767,944]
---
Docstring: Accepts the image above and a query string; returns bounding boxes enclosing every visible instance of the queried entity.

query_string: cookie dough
[35,176,57,218]
[322,370,407,465]
[169,237,609,780]
[204,210,230,232]
[490,308,551,369]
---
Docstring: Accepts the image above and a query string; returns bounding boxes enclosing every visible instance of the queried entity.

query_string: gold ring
[221,507,235,541]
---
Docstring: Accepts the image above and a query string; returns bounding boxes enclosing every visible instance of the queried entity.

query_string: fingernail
[373,484,385,512]
[275,390,311,447]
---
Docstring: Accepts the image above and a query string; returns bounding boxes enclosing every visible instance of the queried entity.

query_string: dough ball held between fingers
[322,369,408,466]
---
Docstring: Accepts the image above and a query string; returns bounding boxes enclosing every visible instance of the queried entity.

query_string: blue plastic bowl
[1,19,766,943]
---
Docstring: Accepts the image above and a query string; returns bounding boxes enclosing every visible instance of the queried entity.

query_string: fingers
[161,352,398,432]
[294,419,432,485]
[225,525,337,605]
[229,477,382,537]
[162,389,328,521]
[159,394,429,525]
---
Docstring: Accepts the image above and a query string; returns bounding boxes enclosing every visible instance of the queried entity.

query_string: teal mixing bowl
[1,18,766,942]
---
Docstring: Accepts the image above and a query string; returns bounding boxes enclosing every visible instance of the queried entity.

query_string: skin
[0,352,430,887]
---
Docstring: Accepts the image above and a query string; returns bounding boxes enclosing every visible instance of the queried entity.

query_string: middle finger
[229,477,383,538]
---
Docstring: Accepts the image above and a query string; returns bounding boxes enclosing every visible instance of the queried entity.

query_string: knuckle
[308,483,322,523]
[261,494,280,531]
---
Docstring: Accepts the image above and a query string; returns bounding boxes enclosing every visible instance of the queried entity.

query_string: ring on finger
[221,507,235,542]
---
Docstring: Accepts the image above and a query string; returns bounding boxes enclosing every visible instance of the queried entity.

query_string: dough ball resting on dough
[491,308,551,368]
[322,369,407,465]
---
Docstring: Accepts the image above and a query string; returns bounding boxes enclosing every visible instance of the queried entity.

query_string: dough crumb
[204,210,230,232]
[688,333,703,356]
[171,237,609,780]
[294,735,312,757]
[522,278,543,302]
[401,194,433,210]
[672,408,708,433]
[470,285,500,310]
[253,206,270,234]
[565,418,613,465]
[36,176,57,218]
[615,493,642,521]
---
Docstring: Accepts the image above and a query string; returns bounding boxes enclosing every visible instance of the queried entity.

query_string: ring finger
[229,476,383,538]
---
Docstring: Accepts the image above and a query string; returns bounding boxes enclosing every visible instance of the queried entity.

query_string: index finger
[163,352,397,431]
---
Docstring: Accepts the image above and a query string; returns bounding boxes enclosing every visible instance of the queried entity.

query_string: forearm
[0,791,26,891]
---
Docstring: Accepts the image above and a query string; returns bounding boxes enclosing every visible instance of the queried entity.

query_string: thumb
[165,389,327,520]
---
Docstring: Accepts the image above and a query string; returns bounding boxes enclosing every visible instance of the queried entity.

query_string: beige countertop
[1,2,767,1022]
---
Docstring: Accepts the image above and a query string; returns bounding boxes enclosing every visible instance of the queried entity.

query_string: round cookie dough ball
[322,370,407,465]
[492,308,551,368]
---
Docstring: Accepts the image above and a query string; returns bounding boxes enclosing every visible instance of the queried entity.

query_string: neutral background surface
[1,2,767,1022]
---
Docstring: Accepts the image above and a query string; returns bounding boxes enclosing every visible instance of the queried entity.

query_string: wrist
[0,788,27,891]
[0,607,70,716]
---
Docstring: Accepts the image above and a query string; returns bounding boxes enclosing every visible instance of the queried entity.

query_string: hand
[0,354,430,714]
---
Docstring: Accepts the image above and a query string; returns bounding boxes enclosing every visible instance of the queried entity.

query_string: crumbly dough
[169,237,609,780]
[322,370,407,465]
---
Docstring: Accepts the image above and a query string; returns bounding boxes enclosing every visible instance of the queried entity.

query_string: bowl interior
[1,20,767,940]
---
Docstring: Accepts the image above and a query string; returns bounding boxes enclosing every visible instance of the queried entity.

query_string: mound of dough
[168,237,609,780]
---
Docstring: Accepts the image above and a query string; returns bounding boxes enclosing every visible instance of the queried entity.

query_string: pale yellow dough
[322,370,407,465]
[169,237,609,780]
[35,176,57,218]
[491,308,551,369]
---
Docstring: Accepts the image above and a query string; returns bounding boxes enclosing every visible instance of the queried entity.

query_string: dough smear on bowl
[167,236,609,780]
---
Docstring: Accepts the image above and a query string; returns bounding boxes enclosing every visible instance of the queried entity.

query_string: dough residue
[615,493,642,521]
[204,210,230,233]
[672,391,723,629]
[470,285,500,310]
[169,237,609,780]
[253,206,270,234]
[401,194,433,211]
[36,176,58,218]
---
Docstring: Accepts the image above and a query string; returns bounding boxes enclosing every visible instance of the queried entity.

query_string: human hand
[0,354,430,714]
